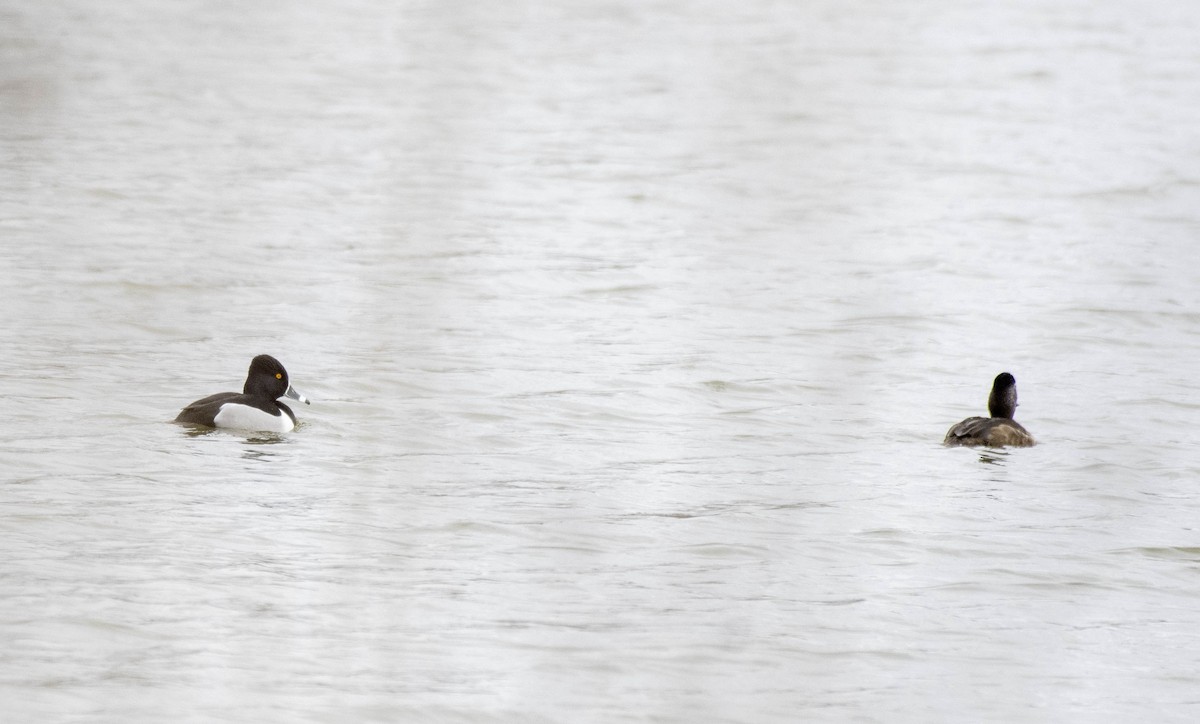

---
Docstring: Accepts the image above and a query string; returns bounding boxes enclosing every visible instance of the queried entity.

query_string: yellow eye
[275,373,282,379]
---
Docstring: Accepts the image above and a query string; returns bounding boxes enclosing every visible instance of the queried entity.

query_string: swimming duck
[943,372,1035,448]
[175,354,309,432]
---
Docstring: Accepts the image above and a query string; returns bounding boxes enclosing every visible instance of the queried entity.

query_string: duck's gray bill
[285,385,310,405]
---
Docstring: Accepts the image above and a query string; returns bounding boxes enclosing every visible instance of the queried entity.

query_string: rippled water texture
[4,0,1200,721]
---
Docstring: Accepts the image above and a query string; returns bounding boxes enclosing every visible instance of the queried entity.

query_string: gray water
[3,0,1200,721]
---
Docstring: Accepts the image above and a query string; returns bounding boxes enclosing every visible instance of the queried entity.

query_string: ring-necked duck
[175,354,309,432]
[943,372,1035,448]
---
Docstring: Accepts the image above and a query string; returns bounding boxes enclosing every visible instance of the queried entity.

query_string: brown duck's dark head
[987,372,1019,419]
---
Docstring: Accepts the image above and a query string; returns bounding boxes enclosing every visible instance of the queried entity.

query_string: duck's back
[175,391,240,426]
[944,416,1035,448]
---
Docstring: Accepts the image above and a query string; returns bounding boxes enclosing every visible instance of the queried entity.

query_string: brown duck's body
[943,372,1036,448]
[943,416,1035,447]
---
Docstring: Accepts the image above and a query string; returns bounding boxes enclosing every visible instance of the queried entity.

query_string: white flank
[213,403,295,433]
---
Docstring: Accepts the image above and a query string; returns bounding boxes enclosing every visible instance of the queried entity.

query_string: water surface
[3,1,1200,721]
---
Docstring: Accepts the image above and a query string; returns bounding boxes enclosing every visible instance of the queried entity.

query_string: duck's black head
[987,372,1019,419]
[243,354,292,400]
